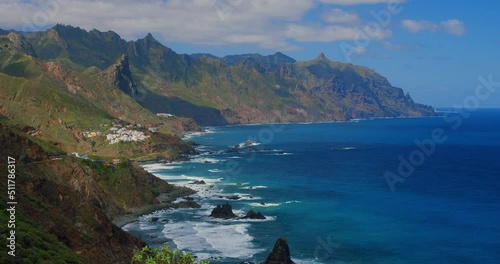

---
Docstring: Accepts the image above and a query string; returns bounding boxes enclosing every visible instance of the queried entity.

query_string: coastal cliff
[0,123,193,263]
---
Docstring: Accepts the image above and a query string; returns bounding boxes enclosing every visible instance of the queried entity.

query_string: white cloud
[401,20,438,33]
[440,19,466,36]
[318,0,406,5]
[285,23,391,42]
[352,45,366,54]
[401,19,466,36]
[382,41,422,51]
[321,8,360,24]
[0,0,318,50]
[0,0,425,51]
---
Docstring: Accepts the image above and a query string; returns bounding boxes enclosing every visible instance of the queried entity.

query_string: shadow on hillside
[139,91,228,126]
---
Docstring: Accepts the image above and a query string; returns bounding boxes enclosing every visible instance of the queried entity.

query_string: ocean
[123,108,500,263]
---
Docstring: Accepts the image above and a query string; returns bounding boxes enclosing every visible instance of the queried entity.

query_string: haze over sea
[124,109,500,263]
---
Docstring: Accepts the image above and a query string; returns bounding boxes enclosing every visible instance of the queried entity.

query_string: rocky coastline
[122,136,299,263]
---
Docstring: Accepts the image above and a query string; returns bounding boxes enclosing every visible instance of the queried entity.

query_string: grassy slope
[0,123,195,263]
[0,206,83,264]
[1,35,198,158]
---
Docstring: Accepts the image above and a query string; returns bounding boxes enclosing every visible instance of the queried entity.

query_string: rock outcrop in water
[261,237,295,264]
[209,202,237,219]
[242,210,266,220]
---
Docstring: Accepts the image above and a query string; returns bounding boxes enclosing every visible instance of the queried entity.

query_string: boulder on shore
[209,202,237,219]
[242,210,266,220]
[261,237,295,264]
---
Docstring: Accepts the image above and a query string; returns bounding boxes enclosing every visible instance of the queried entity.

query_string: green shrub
[132,246,209,264]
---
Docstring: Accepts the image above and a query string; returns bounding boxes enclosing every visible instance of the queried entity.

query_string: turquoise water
[124,109,500,263]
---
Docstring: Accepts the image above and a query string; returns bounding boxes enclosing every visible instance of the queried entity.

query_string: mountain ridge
[6,24,434,126]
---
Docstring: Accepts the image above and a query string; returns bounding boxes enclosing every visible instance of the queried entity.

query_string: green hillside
[0,31,198,159]
[22,24,434,126]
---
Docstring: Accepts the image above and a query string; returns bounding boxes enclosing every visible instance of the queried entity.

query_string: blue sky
[1,0,499,108]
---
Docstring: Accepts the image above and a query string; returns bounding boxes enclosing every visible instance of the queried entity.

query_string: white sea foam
[248,200,300,207]
[139,222,156,231]
[193,222,263,259]
[182,128,216,140]
[249,202,281,207]
[269,152,293,156]
[230,215,277,222]
[339,147,356,150]
[121,222,134,232]
[190,157,223,164]
[150,173,226,200]
[236,141,262,148]
[141,163,180,172]
[212,193,261,201]
[162,220,264,260]
[242,185,268,190]
[259,148,283,152]
[294,258,326,264]
[155,174,221,184]
[195,145,213,152]
[163,221,213,252]
[208,169,224,173]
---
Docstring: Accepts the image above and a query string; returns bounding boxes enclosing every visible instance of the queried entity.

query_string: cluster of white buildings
[106,127,149,144]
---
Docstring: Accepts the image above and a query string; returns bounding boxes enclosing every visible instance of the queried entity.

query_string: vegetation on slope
[22,24,434,126]
[0,123,195,263]
[132,246,210,264]
[0,32,198,159]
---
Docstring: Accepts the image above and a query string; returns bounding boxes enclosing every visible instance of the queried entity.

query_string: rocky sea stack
[261,237,295,264]
[242,210,266,220]
[209,202,237,219]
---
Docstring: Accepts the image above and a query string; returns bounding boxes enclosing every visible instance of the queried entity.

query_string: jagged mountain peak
[105,53,138,97]
[315,52,328,61]
[0,32,37,57]
[273,52,296,62]
[52,23,85,36]
[142,32,160,44]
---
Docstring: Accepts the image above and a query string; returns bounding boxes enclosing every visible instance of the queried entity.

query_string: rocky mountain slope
[0,123,195,263]
[18,24,433,126]
[0,31,198,159]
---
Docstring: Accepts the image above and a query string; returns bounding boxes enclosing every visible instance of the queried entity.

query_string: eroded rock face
[209,202,237,219]
[4,32,38,57]
[261,238,295,264]
[108,54,138,98]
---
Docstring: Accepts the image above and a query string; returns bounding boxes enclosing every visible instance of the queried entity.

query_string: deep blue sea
[124,109,500,263]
